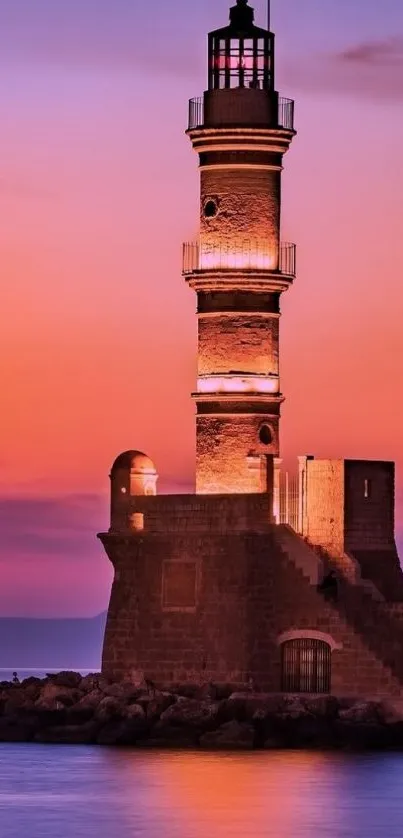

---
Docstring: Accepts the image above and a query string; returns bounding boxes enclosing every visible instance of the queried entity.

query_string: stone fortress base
[99,451,403,700]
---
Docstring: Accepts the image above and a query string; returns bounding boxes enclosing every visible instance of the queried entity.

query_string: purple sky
[1,0,403,616]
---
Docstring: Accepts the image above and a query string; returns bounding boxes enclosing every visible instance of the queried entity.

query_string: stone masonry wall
[100,523,403,699]
[196,414,278,494]
[303,459,345,556]
[197,313,279,378]
[200,167,280,262]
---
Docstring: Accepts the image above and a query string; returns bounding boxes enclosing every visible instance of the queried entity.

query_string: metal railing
[188,95,295,131]
[182,240,296,277]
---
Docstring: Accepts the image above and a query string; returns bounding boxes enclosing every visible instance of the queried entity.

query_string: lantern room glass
[209,33,273,91]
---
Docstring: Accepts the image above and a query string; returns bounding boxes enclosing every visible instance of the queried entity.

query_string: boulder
[35,721,99,745]
[35,683,81,710]
[200,720,255,749]
[220,692,283,723]
[47,671,82,689]
[79,674,103,693]
[0,718,37,742]
[102,682,142,702]
[3,689,35,717]
[333,720,387,750]
[139,692,176,722]
[160,698,219,730]
[304,695,339,719]
[96,715,148,746]
[123,703,146,720]
[147,721,199,748]
[74,689,103,710]
[95,696,124,723]
[339,701,382,725]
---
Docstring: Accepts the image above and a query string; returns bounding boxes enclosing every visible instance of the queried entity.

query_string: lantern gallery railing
[188,95,295,131]
[182,241,296,277]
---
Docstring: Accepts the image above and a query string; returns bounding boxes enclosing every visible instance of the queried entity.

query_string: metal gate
[278,471,299,531]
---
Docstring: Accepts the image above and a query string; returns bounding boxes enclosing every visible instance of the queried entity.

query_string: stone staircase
[274,525,403,692]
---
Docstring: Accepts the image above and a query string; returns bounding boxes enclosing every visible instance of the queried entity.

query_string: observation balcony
[188,95,295,132]
[182,240,296,279]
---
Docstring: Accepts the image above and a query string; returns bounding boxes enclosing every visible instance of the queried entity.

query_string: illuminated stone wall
[303,459,345,556]
[200,167,281,266]
[197,313,279,378]
[100,501,403,697]
[196,414,278,494]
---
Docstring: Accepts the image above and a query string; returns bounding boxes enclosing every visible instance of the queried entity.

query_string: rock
[35,683,81,710]
[79,674,104,693]
[0,718,37,742]
[160,698,219,730]
[171,683,200,699]
[333,720,387,750]
[139,692,176,722]
[95,696,124,723]
[200,720,254,749]
[74,689,103,710]
[21,677,43,701]
[148,721,199,748]
[47,671,82,689]
[102,682,142,702]
[378,701,403,725]
[304,695,339,719]
[35,721,99,745]
[96,716,148,746]
[123,703,146,720]
[220,692,284,723]
[339,701,382,725]
[3,689,35,717]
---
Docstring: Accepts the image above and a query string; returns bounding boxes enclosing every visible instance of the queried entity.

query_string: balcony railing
[182,240,296,277]
[188,95,295,131]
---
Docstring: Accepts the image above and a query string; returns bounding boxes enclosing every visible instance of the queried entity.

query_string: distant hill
[0,613,107,670]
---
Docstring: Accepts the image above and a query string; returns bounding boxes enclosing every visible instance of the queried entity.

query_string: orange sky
[1,0,403,615]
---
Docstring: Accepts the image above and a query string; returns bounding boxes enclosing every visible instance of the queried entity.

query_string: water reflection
[1,747,403,838]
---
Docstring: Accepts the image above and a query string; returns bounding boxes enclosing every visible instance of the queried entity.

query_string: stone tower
[183,0,296,500]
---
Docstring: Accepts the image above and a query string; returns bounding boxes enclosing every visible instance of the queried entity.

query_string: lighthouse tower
[183,0,296,502]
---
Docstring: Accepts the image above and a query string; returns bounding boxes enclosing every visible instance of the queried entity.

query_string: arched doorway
[281,638,331,694]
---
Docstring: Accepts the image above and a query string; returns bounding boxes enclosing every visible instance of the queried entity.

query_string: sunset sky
[1,0,403,616]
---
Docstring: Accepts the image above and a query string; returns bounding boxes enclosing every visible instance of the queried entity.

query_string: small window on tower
[204,199,218,218]
[364,479,372,499]
[259,425,273,446]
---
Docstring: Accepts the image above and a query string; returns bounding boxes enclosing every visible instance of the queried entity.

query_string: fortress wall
[100,527,403,698]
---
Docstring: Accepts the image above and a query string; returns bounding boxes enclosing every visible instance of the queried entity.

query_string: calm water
[0,747,403,838]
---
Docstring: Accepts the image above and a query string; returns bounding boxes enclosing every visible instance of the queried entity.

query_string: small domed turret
[109,449,158,532]
[111,450,158,497]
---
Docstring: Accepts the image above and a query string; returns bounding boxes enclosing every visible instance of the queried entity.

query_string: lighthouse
[183,0,296,504]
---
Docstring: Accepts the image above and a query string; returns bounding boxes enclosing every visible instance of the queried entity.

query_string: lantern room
[208,0,274,91]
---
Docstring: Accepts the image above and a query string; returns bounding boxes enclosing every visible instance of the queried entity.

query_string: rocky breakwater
[1,673,403,749]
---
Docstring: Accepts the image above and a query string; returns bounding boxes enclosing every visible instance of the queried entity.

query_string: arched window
[281,638,331,694]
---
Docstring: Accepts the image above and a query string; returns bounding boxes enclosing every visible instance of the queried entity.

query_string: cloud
[284,36,403,100]
[0,494,107,561]
[0,0,201,78]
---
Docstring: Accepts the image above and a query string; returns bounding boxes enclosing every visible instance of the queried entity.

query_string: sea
[1,748,403,838]
[2,670,403,836]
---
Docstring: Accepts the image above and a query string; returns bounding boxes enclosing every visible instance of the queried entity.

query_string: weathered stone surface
[95,696,124,723]
[160,698,219,730]
[47,672,83,689]
[102,682,141,702]
[138,692,176,721]
[35,722,99,745]
[339,702,382,725]
[96,716,148,746]
[200,720,255,749]
[35,684,81,710]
